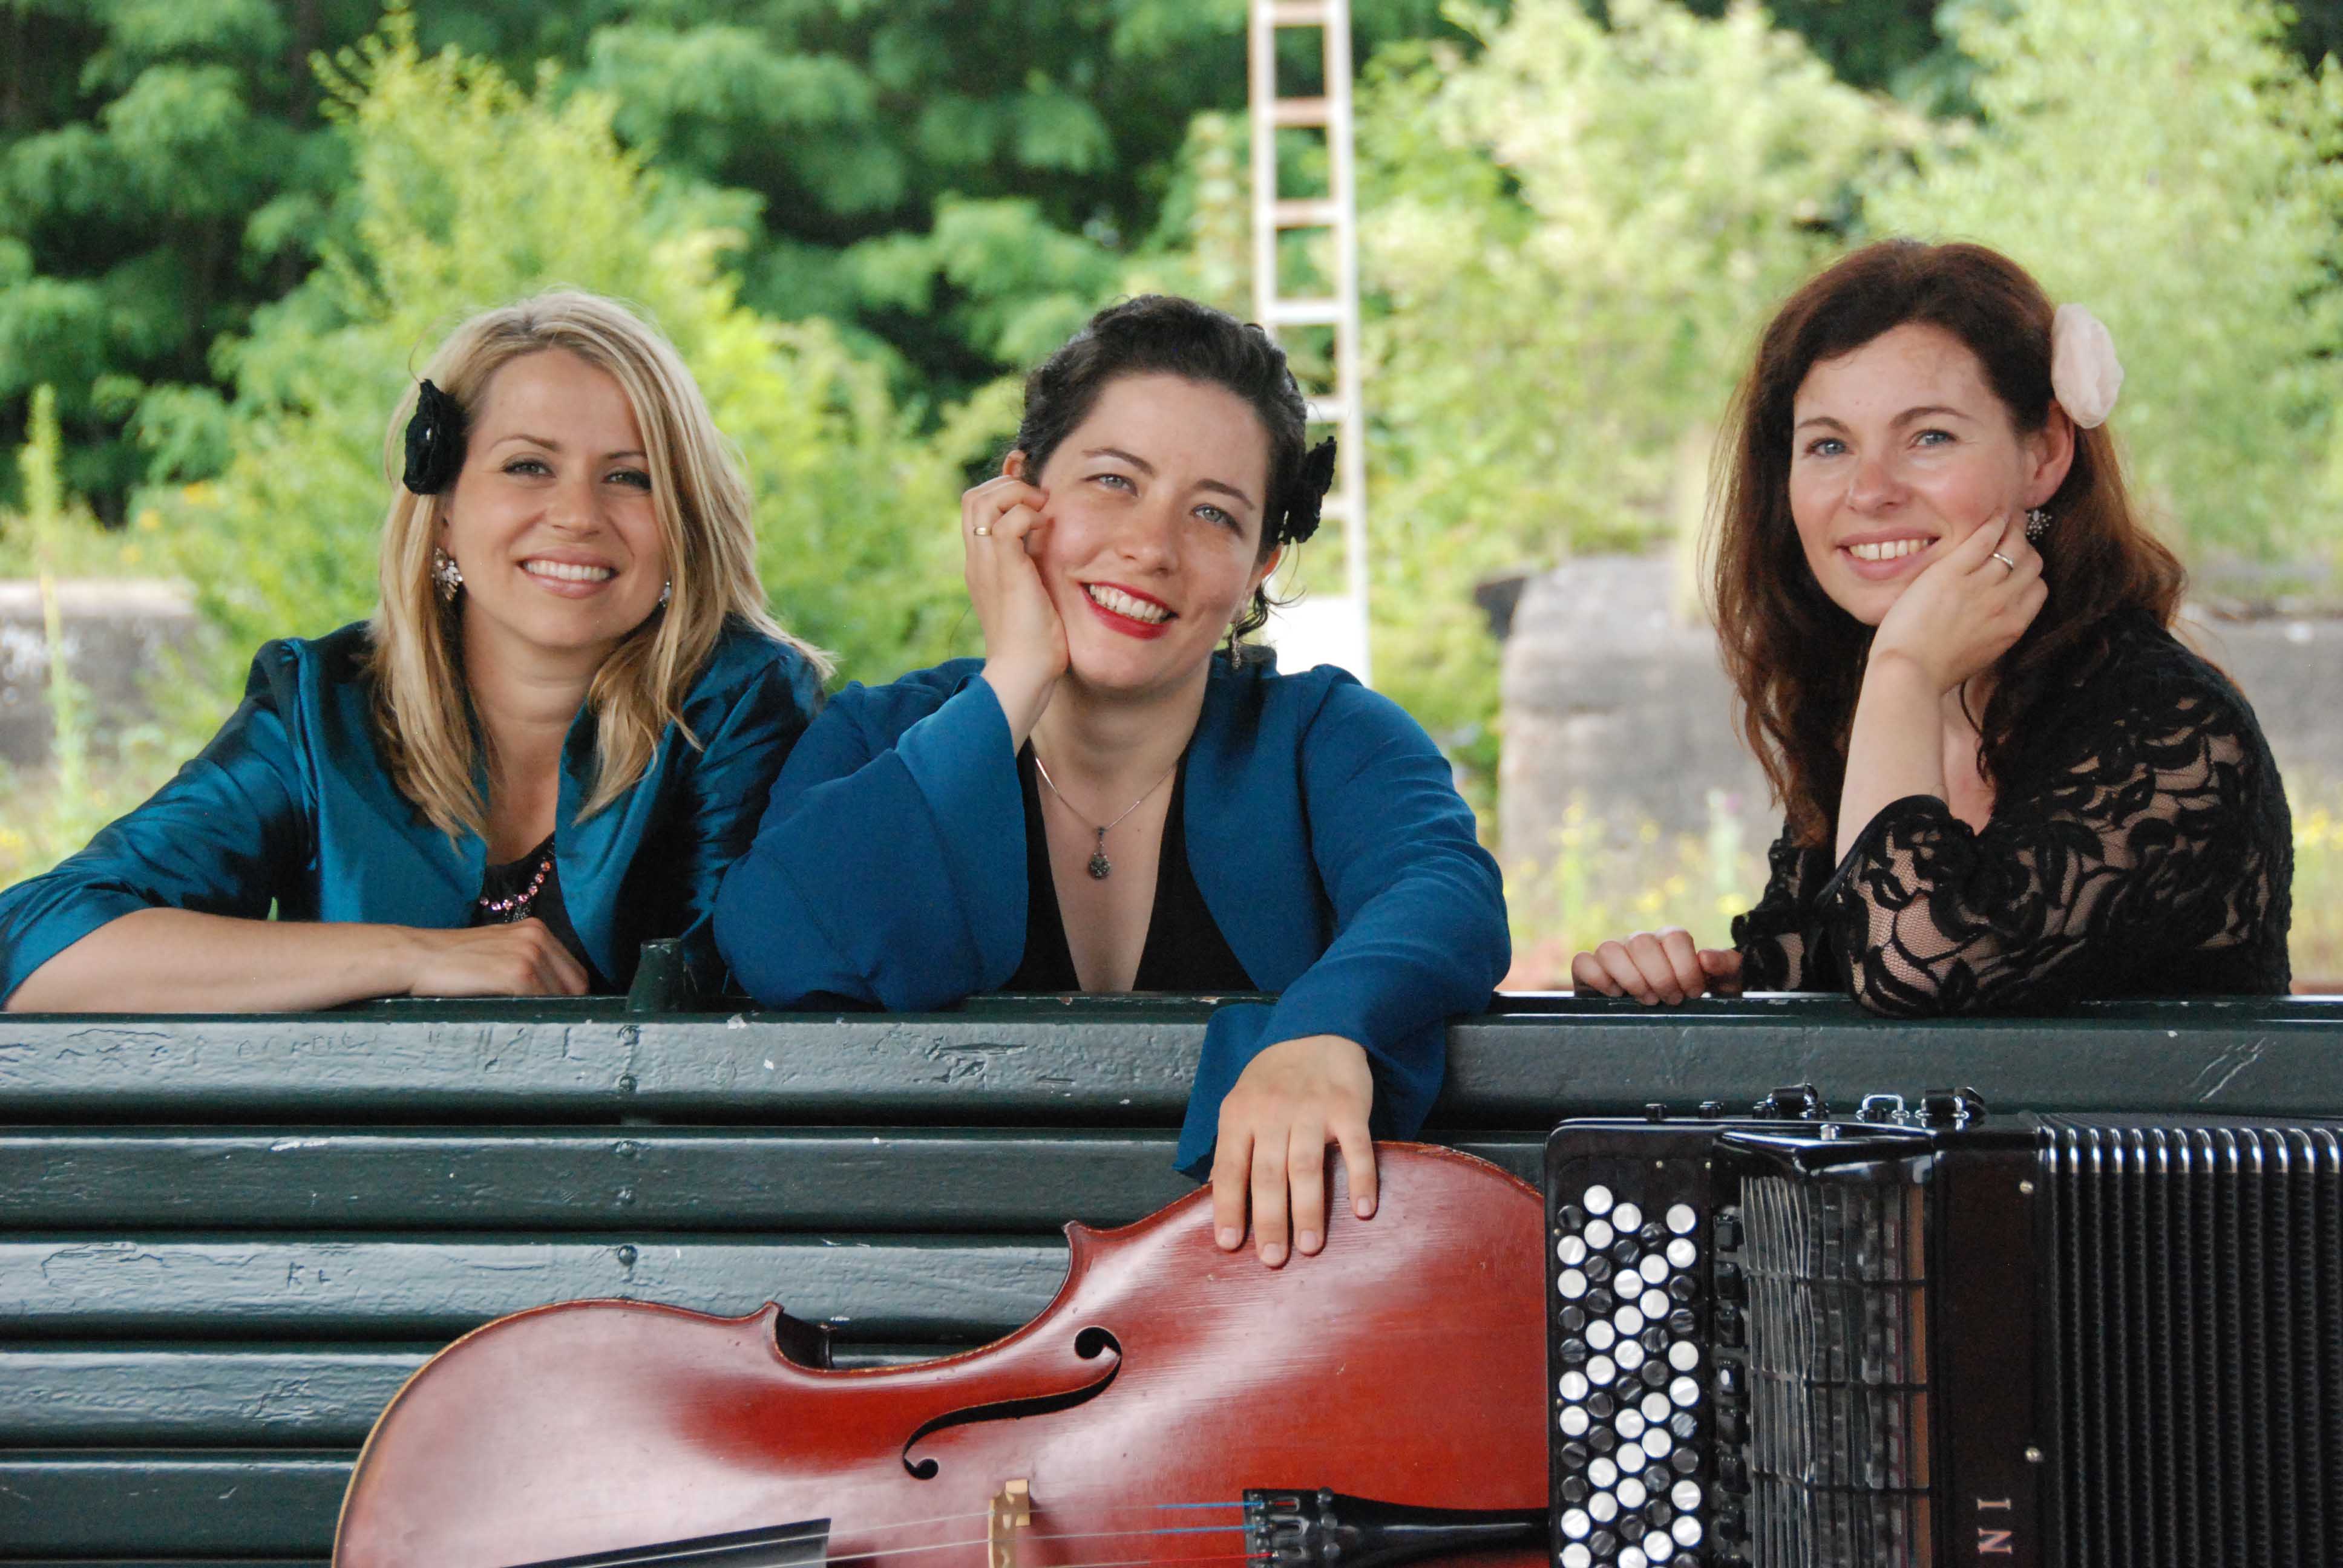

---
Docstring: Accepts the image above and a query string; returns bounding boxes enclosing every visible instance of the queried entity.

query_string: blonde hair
[366,290,830,838]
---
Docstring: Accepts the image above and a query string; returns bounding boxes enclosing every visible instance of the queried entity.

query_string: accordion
[1542,1090,2342,1568]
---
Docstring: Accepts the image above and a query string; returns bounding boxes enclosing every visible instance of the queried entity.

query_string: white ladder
[1249,0,1371,684]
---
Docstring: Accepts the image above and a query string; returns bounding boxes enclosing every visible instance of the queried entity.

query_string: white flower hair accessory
[2050,304,2123,428]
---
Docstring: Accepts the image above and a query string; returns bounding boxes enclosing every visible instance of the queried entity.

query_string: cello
[334,1144,1550,1568]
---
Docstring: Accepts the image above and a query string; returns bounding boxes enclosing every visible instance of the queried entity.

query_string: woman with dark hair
[715,295,1509,1264]
[1571,239,2290,1014]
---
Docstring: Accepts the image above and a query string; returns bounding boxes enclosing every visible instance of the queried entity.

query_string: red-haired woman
[1571,239,2292,1014]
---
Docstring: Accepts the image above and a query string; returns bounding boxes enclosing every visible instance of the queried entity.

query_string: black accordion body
[1542,1092,2342,1568]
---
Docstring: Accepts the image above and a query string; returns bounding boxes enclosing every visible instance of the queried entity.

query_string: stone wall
[0,580,203,768]
[1498,552,2343,874]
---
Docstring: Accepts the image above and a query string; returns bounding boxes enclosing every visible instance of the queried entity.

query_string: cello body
[334,1143,1548,1567]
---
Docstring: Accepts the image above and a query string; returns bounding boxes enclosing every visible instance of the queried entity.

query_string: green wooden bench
[3,987,2338,1561]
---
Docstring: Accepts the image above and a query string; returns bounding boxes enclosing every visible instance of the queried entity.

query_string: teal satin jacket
[0,619,822,1002]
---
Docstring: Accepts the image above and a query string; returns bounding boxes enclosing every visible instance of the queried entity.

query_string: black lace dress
[1731,615,2292,1015]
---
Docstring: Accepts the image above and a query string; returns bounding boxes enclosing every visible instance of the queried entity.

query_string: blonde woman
[0,291,825,1011]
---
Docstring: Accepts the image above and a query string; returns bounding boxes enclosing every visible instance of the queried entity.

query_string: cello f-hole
[900,1328,1122,1479]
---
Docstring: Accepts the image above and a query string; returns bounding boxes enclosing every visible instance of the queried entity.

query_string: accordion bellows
[1547,1105,2343,1568]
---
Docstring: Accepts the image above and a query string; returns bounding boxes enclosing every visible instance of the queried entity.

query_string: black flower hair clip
[1279,436,1339,546]
[401,379,468,496]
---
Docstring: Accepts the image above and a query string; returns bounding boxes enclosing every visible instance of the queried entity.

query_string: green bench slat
[0,1129,1198,1230]
[0,1452,349,1555]
[0,1342,988,1447]
[0,1130,1544,1231]
[0,1235,1068,1342]
[4,997,2338,1122]
[0,1347,427,1446]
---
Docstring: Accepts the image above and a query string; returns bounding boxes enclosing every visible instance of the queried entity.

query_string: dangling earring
[659,578,672,609]
[2024,507,2053,544]
[433,546,465,603]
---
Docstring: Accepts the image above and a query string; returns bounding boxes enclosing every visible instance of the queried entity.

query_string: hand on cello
[1209,1033,1378,1267]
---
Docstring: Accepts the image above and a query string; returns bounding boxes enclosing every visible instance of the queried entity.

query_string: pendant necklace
[1032,753,1178,880]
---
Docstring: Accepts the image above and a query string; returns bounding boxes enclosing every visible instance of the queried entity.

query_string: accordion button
[1666,1203,1697,1234]
[1640,1391,1670,1422]
[1615,1341,1645,1373]
[1590,1492,1618,1524]
[1561,1475,1590,1505]
[1668,1275,1697,1304]
[1617,1409,1647,1440]
[1560,1548,1592,1568]
[1640,1288,1669,1318]
[1615,1443,1647,1474]
[1668,1411,1697,1441]
[1641,1428,1673,1459]
[1639,1221,1667,1247]
[1585,1219,1616,1250]
[1587,1287,1619,1317]
[1584,1184,1615,1216]
[1590,1427,1618,1455]
[1562,1305,1589,1333]
[1589,1529,1619,1558]
[1667,1341,1700,1373]
[1590,1457,1619,1489]
[1640,1361,1671,1390]
[1614,1201,1643,1232]
[1670,1516,1703,1548]
[1670,1478,1702,1511]
[1671,1446,1700,1476]
[1562,1440,1592,1471]
[1561,1370,1590,1401]
[1610,1236,1641,1267]
[1560,1339,1589,1367]
[1670,1374,1700,1406]
[1561,1508,1591,1540]
[1561,1406,1591,1437]
[1639,1254,1670,1285]
[1560,1269,1588,1299]
[1665,1239,1697,1270]
[1614,1304,1646,1336]
[1667,1308,1698,1339]
[1639,1326,1668,1355]
[1588,1321,1616,1352]
[1588,1355,1617,1385]
[1589,1391,1616,1419]
[1619,1476,1649,1509]
[1619,1547,1647,1568]
[1558,1235,1588,1266]
[1562,1204,1588,1230]
[1585,1255,1614,1285]
[1649,1500,1676,1529]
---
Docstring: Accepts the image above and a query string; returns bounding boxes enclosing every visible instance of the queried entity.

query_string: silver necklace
[1032,753,1178,880]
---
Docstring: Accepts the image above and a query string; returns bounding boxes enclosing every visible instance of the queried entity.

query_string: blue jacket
[0,619,822,1002]
[713,654,1509,1172]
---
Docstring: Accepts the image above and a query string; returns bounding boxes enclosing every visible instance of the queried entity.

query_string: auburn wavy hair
[1711,240,2186,847]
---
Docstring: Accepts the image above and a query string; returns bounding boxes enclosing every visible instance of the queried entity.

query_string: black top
[469,834,595,981]
[1004,745,1255,993]
[1733,613,2292,1014]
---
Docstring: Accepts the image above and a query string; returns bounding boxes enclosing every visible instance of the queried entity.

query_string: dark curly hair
[1712,239,2187,847]
[1012,295,1312,644]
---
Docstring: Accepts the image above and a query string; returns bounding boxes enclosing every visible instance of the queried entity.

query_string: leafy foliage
[161,13,1011,691]
[1866,0,2343,579]
[1353,0,1918,754]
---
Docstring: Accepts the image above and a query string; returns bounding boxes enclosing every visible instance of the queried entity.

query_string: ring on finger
[972,525,994,537]
[1991,550,2017,572]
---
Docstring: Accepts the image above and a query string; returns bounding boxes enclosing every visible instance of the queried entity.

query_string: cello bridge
[988,1478,1032,1568]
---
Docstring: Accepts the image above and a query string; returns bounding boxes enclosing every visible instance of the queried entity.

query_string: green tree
[1866,0,2343,579]
[163,12,1012,693]
[1354,0,1915,757]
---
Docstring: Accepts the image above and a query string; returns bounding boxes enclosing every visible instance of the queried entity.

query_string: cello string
[839,1523,1248,1561]
[847,1502,1245,1536]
